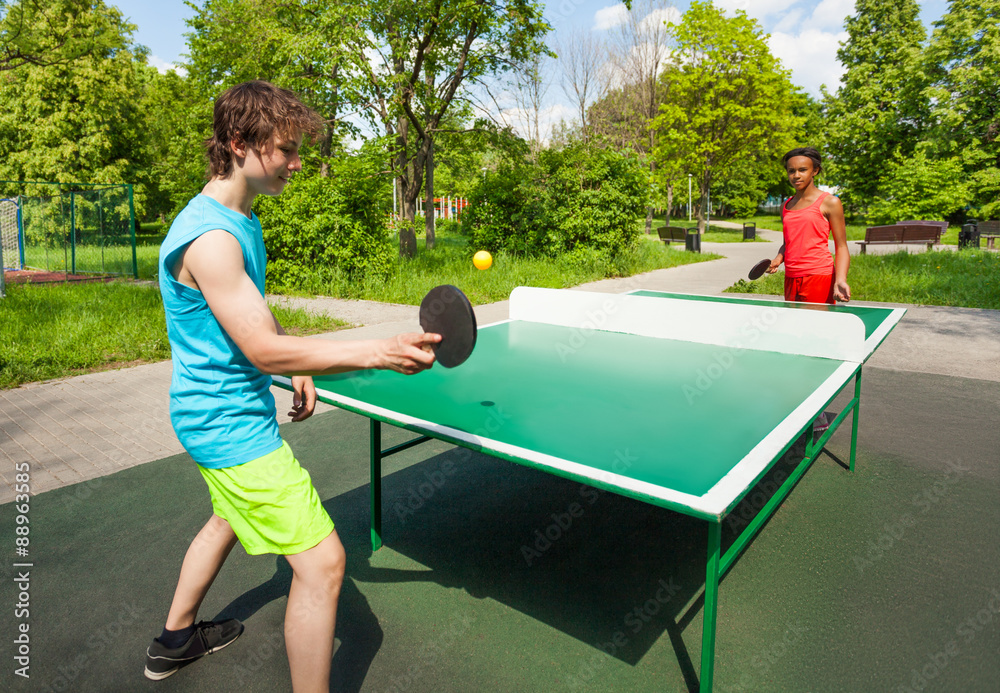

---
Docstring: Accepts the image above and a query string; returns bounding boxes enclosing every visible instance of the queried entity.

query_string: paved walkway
[2,229,998,503]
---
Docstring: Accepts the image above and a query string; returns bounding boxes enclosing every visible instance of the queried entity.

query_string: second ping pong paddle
[748,258,772,280]
[419,285,478,368]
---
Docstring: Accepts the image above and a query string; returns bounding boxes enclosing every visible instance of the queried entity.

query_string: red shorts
[784,274,835,305]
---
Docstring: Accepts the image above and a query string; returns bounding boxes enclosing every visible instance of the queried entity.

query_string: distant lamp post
[688,174,692,222]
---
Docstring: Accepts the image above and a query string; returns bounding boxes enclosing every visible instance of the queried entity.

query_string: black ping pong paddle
[419,285,477,368]
[748,258,772,280]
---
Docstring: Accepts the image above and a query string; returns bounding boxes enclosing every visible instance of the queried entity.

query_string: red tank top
[782,191,834,278]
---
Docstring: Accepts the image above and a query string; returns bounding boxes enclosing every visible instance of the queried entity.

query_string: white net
[1,198,21,270]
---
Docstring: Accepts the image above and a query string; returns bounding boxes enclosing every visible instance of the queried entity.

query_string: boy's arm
[270,311,316,422]
[180,229,440,376]
[824,196,851,301]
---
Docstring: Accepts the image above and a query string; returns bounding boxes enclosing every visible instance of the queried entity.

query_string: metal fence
[0,181,137,279]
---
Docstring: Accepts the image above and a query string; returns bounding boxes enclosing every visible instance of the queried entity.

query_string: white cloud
[810,0,855,29]
[501,103,575,145]
[594,4,629,31]
[714,0,801,21]
[771,8,805,33]
[148,54,187,77]
[639,6,681,31]
[768,28,847,97]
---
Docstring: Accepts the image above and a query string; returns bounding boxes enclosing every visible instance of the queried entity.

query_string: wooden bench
[657,226,689,245]
[856,224,943,254]
[979,220,1000,249]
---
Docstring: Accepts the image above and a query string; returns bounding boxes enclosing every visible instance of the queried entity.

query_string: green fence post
[0,231,6,298]
[127,184,137,279]
[70,191,76,275]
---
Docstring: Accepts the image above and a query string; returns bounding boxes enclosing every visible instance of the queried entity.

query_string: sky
[111,0,950,139]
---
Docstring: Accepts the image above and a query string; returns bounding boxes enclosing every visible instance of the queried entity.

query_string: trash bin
[685,229,701,253]
[742,222,756,241]
[958,222,980,250]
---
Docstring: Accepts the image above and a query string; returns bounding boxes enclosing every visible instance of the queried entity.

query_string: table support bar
[369,419,434,552]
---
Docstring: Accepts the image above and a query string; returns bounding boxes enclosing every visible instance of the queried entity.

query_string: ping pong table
[275,288,904,691]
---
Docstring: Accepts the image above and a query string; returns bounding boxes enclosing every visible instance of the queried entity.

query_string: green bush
[255,156,394,293]
[462,142,648,259]
[462,164,545,254]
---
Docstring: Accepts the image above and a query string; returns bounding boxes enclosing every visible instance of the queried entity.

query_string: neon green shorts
[198,441,334,556]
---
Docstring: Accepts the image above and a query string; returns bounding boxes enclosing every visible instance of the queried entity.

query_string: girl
[767,147,851,304]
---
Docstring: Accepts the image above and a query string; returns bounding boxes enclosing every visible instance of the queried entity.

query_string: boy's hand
[376,333,441,374]
[767,256,783,274]
[289,375,316,422]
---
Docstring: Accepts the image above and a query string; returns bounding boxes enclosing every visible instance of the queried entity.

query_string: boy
[766,147,851,304]
[145,81,440,692]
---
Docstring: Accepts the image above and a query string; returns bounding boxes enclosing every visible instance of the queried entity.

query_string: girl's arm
[824,196,851,301]
[767,245,784,273]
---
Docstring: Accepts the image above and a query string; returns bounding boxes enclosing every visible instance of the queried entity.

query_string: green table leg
[370,419,383,551]
[850,369,862,472]
[700,521,722,692]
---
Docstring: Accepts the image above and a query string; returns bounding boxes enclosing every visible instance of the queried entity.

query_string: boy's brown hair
[205,80,324,178]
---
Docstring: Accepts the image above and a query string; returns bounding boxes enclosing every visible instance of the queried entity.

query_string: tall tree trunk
[425,139,435,248]
[397,116,417,258]
[424,69,435,249]
[320,63,339,178]
[645,158,656,234]
[697,176,710,234]
[665,184,673,227]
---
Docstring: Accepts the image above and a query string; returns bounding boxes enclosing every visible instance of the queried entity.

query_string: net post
[127,184,137,279]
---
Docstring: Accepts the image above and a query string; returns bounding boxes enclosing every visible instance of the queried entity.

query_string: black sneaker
[144,619,244,681]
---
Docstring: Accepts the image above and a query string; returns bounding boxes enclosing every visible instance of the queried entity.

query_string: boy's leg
[165,513,239,629]
[283,530,346,693]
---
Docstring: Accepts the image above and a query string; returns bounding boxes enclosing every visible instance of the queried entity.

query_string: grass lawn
[0,282,347,390]
[731,215,964,245]
[292,227,719,305]
[724,248,1000,310]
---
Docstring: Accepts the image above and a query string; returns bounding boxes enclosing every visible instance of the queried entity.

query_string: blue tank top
[158,194,282,469]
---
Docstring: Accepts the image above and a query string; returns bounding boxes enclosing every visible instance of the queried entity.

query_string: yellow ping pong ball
[473,250,493,270]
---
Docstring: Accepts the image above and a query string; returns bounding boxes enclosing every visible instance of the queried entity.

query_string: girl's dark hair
[204,80,324,178]
[782,147,822,174]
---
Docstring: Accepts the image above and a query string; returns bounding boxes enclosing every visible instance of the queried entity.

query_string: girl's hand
[833,280,851,302]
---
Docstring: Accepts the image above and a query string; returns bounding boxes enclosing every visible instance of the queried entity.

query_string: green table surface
[308,321,849,515]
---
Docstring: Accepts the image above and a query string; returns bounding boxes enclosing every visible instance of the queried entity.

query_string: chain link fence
[0,181,137,280]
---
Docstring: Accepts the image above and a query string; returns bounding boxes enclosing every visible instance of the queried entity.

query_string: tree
[183,0,361,176]
[0,0,128,72]
[918,0,1000,219]
[651,1,800,233]
[0,3,154,215]
[354,0,550,256]
[137,66,203,220]
[822,0,926,212]
[558,28,608,137]
[509,52,551,158]
[605,0,675,233]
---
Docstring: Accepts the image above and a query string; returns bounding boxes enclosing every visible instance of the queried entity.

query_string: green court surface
[2,368,997,692]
